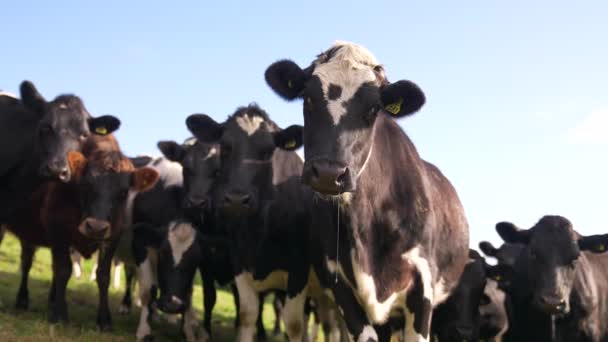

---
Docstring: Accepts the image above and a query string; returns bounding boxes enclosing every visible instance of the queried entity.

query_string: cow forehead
[235,114,266,136]
[168,221,196,266]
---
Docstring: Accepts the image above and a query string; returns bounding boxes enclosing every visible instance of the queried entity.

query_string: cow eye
[80,133,89,141]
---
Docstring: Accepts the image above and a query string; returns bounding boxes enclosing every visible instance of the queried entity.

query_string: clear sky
[2,1,607,248]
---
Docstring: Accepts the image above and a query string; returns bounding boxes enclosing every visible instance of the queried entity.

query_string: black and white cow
[265,41,469,341]
[186,104,330,342]
[496,215,608,342]
[0,81,120,222]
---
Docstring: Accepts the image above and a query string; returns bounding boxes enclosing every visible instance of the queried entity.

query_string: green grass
[0,233,286,341]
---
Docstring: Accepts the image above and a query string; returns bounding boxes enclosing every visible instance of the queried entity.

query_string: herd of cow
[1,41,607,342]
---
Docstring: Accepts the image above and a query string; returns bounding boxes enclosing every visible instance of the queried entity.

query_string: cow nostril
[311,165,319,179]
[58,168,70,182]
[336,168,348,185]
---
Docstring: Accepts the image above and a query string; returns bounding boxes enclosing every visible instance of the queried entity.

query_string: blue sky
[2,1,607,248]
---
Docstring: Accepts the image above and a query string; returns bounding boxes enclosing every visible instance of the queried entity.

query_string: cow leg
[95,241,119,331]
[404,273,433,342]
[16,242,35,310]
[136,250,157,341]
[71,249,83,279]
[119,263,136,314]
[257,292,268,342]
[232,283,241,328]
[234,274,260,342]
[200,268,216,338]
[316,296,342,342]
[113,260,122,290]
[273,291,285,336]
[183,297,210,342]
[282,286,308,342]
[49,244,72,324]
[332,278,377,342]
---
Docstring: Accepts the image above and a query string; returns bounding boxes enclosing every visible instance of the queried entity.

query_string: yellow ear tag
[385,97,404,115]
[95,126,108,135]
[494,275,502,281]
[287,80,294,89]
[285,140,296,149]
[597,244,606,252]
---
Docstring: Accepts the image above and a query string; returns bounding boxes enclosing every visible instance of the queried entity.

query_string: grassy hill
[0,233,286,341]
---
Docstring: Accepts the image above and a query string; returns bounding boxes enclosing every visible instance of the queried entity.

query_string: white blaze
[168,221,196,266]
[236,115,265,136]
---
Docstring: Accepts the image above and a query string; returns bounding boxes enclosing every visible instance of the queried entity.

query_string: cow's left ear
[265,60,308,101]
[274,125,303,151]
[67,151,87,182]
[89,115,121,135]
[186,114,224,143]
[380,80,426,118]
[578,234,608,254]
[496,222,531,244]
[20,80,46,116]
[131,167,159,192]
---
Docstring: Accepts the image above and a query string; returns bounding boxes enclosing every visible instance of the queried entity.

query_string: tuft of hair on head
[315,40,380,70]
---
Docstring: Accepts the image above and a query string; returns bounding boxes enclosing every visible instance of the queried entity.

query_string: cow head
[265,41,425,195]
[185,104,302,215]
[69,151,158,240]
[20,81,121,182]
[157,138,220,211]
[496,215,608,315]
[479,241,525,267]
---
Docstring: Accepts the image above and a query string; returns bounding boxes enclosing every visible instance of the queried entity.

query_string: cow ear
[496,222,530,244]
[131,167,159,192]
[20,80,46,115]
[485,264,514,287]
[578,234,608,254]
[158,140,186,162]
[274,125,303,151]
[67,151,87,182]
[89,115,121,135]
[380,80,426,118]
[265,60,308,101]
[479,241,499,257]
[186,114,223,143]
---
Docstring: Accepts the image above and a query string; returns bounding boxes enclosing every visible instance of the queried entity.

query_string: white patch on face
[148,157,183,188]
[312,41,380,126]
[358,325,378,342]
[203,147,217,160]
[168,221,196,266]
[236,115,265,136]
[234,273,260,342]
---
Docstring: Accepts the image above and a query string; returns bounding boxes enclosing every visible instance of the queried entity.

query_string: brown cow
[5,134,158,330]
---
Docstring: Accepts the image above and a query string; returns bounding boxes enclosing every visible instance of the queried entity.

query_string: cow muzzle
[535,295,568,315]
[79,218,111,240]
[221,190,254,214]
[41,162,71,183]
[157,295,186,314]
[302,158,353,195]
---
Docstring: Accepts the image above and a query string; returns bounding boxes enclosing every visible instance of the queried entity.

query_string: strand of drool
[335,198,340,284]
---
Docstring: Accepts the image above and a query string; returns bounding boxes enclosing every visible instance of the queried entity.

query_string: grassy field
[0,233,286,341]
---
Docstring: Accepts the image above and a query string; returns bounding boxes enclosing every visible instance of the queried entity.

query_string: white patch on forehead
[168,221,196,266]
[148,157,183,188]
[313,41,380,125]
[236,115,265,136]
[182,137,197,146]
[0,91,17,99]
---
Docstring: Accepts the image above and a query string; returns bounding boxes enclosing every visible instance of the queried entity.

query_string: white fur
[234,273,260,342]
[358,325,378,342]
[236,115,265,136]
[168,221,196,266]
[136,250,158,340]
[0,91,17,98]
[312,41,380,125]
[113,262,122,289]
[282,288,309,341]
[204,147,217,160]
[149,157,183,188]
[402,247,433,342]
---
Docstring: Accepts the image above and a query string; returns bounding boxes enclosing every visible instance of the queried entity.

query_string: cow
[4,133,158,330]
[264,41,470,341]
[185,103,341,342]
[0,81,120,222]
[496,215,608,341]
[479,241,524,268]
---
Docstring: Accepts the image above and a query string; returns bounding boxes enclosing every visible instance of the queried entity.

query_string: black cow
[0,81,120,222]
[479,241,524,268]
[496,215,608,341]
[265,41,469,341]
[186,103,328,342]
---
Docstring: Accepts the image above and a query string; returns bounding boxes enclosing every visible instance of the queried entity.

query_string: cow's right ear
[20,80,46,115]
[265,60,308,100]
[67,151,87,182]
[158,140,186,162]
[496,222,530,244]
[274,125,303,151]
[479,241,499,257]
[186,114,223,143]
